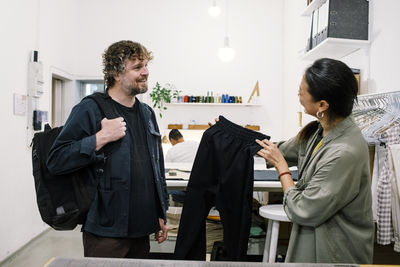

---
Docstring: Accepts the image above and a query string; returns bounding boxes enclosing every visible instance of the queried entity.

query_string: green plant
[149,82,181,118]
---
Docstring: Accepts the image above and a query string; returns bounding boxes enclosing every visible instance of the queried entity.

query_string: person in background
[165,129,199,204]
[256,58,374,263]
[165,129,199,163]
[47,40,169,259]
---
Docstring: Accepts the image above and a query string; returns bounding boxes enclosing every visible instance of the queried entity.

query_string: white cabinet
[301,0,369,60]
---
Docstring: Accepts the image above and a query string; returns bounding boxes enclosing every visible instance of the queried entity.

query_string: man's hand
[96,117,126,151]
[155,218,168,243]
[207,117,219,127]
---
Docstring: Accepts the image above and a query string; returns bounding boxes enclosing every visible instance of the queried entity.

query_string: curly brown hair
[102,40,153,88]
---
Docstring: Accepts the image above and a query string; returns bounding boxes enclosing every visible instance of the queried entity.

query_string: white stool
[259,204,290,262]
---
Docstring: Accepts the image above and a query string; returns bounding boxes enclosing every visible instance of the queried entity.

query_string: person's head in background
[169,129,184,146]
[297,58,358,141]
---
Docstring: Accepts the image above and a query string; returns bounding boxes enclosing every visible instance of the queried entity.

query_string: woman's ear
[319,100,329,113]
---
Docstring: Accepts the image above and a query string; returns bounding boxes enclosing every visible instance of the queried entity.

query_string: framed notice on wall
[13,93,27,116]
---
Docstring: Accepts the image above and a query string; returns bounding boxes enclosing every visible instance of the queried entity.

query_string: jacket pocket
[97,190,115,227]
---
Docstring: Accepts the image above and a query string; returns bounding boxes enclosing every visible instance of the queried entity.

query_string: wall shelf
[165,103,262,107]
[301,0,327,16]
[302,37,370,61]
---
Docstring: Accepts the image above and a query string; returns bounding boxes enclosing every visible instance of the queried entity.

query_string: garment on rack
[376,126,400,245]
[174,116,270,261]
[388,144,400,252]
[372,145,386,222]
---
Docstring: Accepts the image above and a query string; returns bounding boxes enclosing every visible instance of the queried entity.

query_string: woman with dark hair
[256,58,374,263]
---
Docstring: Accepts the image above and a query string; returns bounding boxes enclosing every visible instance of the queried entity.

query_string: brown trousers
[83,231,150,258]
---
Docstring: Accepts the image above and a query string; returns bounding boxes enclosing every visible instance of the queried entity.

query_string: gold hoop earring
[316,111,324,119]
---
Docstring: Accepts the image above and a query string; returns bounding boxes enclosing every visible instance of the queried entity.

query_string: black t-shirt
[111,99,161,237]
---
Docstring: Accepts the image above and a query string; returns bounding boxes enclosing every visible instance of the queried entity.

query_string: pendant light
[208,0,221,17]
[218,0,235,62]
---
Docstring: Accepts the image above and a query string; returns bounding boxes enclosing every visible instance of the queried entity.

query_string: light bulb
[218,47,235,62]
[208,1,221,17]
[218,36,235,62]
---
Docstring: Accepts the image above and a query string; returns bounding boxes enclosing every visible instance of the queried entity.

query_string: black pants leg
[174,116,269,261]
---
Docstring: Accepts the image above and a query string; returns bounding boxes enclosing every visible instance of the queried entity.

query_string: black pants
[83,231,150,258]
[174,116,270,261]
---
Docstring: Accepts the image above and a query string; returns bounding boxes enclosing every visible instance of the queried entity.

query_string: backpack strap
[84,92,118,191]
[85,92,117,119]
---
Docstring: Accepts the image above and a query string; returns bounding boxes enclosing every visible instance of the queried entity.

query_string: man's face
[118,58,149,96]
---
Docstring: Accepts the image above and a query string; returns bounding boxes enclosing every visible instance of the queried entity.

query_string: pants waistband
[215,116,270,143]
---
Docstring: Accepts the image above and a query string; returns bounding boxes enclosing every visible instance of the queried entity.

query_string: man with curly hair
[47,40,169,258]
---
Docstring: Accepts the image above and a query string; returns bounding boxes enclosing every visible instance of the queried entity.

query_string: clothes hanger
[354,91,400,144]
[364,94,400,139]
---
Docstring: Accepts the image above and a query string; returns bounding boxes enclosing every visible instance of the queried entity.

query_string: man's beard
[128,85,148,96]
[122,79,148,96]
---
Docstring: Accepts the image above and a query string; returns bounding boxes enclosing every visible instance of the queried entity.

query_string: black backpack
[31,92,117,230]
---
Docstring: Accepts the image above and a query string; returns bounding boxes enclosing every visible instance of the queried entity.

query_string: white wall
[73,0,285,138]
[0,0,41,261]
[0,0,46,261]
[368,0,400,93]
[1,0,400,262]
[0,0,79,261]
[281,0,310,140]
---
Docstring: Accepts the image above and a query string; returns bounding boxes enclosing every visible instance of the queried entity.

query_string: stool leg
[269,220,280,262]
[262,219,273,262]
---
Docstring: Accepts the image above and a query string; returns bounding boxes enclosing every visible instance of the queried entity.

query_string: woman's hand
[256,139,288,173]
[256,139,295,192]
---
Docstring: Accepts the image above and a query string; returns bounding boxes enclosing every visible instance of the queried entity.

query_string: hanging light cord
[225,0,229,39]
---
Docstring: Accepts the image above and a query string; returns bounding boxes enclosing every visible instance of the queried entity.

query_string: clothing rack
[356,92,400,252]
[353,91,400,144]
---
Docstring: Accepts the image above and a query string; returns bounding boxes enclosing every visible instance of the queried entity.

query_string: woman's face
[298,75,319,117]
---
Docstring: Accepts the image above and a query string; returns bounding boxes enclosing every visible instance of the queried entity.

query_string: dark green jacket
[279,116,374,263]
